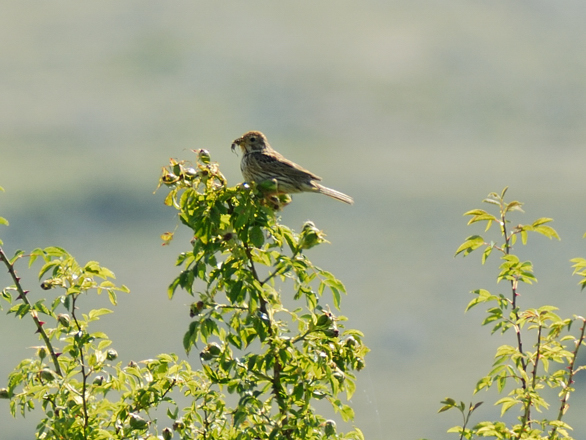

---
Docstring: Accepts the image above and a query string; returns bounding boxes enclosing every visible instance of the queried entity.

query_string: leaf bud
[161,173,178,185]
[316,312,334,328]
[200,342,221,361]
[324,420,337,437]
[183,167,197,180]
[129,413,148,430]
[332,369,345,384]
[0,388,10,399]
[344,336,357,348]
[37,347,47,360]
[106,349,118,361]
[162,427,173,440]
[323,328,339,338]
[172,419,185,431]
[222,232,235,241]
[190,301,205,317]
[40,369,56,381]
[299,221,326,250]
[57,313,71,327]
[40,280,54,290]
[197,149,211,164]
[93,375,105,386]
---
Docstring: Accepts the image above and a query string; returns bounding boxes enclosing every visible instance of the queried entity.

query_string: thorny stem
[0,247,62,376]
[550,317,586,439]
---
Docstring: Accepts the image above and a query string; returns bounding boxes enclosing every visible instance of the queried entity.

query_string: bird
[231,131,353,205]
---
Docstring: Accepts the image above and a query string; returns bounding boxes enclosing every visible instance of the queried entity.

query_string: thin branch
[550,317,586,439]
[0,247,62,376]
[500,205,530,437]
[242,241,292,440]
[70,294,89,439]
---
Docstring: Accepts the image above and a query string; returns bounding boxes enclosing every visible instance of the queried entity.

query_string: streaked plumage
[231,131,353,205]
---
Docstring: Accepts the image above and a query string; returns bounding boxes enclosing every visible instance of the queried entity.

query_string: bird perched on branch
[231,131,353,205]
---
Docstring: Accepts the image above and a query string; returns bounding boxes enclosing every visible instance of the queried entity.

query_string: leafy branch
[440,188,585,440]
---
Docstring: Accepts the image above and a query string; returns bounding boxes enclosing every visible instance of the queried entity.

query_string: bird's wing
[257,152,322,181]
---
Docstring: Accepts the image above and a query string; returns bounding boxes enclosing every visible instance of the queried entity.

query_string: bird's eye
[249,136,256,142]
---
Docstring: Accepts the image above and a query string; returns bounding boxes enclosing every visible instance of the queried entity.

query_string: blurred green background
[1,1,586,439]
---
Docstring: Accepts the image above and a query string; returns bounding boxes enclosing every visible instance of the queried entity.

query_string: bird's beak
[231,137,243,153]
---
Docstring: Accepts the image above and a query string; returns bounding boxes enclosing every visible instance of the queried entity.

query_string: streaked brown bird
[231,131,353,205]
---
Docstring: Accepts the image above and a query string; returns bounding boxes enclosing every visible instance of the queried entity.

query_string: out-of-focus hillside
[1,1,586,439]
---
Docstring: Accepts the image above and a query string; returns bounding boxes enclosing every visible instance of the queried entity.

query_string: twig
[0,247,62,376]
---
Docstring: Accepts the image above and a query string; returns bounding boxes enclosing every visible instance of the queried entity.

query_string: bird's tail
[315,184,354,205]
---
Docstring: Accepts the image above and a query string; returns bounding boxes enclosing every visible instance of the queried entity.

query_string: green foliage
[158,150,368,439]
[440,188,586,440]
[0,150,367,440]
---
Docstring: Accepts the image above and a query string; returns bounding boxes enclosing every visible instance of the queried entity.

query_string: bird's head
[231,131,270,154]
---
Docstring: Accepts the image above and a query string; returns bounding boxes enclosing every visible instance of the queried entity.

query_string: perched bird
[231,131,353,205]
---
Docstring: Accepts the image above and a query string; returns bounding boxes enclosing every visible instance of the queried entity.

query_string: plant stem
[71,295,89,439]
[500,205,530,436]
[0,247,62,376]
[550,317,586,439]
[243,242,292,440]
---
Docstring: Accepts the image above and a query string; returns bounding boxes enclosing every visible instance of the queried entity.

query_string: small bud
[332,370,345,384]
[106,349,118,361]
[316,312,333,328]
[37,347,47,360]
[197,149,211,164]
[323,328,339,338]
[40,280,54,290]
[183,167,197,180]
[0,388,10,399]
[40,369,55,382]
[57,314,71,327]
[200,343,221,361]
[128,360,138,368]
[162,173,178,185]
[172,419,185,431]
[162,427,173,440]
[299,221,326,250]
[355,357,365,371]
[129,413,148,430]
[344,336,357,348]
[222,232,235,241]
[93,376,105,386]
[324,420,336,437]
[190,301,205,317]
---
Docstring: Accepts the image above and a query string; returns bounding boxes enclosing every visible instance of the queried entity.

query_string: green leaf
[505,200,524,213]
[533,225,560,240]
[88,308,113,320]
[249,225,264,248]
[495,396,520,416]
[0,217,8,226]
[455,235,485,257]
[465,289,496,311]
